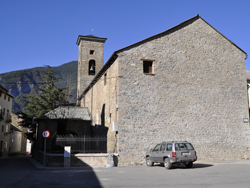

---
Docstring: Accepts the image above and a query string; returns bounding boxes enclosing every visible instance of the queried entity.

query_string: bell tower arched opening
[89,60,96,75]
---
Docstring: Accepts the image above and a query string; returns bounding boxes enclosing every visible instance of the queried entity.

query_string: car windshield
[175,143,194,150]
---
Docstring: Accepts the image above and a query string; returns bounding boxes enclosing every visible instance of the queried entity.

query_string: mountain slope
[0,61,78,113]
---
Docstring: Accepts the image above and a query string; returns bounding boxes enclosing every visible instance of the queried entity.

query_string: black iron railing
[55,135,108,153]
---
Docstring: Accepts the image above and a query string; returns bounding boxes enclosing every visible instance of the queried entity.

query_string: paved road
[1,157,250,188]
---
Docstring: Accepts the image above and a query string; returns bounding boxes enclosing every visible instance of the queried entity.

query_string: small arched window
[89,60,96,75]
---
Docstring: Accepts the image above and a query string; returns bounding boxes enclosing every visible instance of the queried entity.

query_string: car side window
[167,144,172,151]
[153,144,161,152]
[175,144,180,150]
[179,143,186,150]
[160,144,166,151]
[185,143,194,150]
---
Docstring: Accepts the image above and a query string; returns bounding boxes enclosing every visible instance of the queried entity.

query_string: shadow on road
[0,156,103,188]
[152,162,213,169]
[192,163,213,168]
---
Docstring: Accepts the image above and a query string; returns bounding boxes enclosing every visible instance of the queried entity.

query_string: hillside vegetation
[0,61,78,113]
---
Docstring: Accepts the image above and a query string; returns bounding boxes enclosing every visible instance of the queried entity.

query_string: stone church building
[77,15,250,165]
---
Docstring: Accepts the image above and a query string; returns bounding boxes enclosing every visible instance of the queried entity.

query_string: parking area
[1,157,250,188]
[93,161,250,188]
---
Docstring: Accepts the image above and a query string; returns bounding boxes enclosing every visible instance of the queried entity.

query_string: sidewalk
[27,157,44,170]
[27,156,98,170]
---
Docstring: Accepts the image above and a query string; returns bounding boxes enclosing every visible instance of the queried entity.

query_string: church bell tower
[76,35,107,101]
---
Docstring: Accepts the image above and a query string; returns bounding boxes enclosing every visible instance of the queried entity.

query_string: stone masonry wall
[81,58,119,153]
[77,40,104,99]
[117,17,250,165]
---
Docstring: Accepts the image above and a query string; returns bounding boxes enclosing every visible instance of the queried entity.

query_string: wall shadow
[113,155,118,166]
[152,162,213,169]
[101,104,105,127]
[18,156,103,188]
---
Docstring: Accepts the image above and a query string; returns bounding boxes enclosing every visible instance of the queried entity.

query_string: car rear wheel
[164,158,172,169]
[185,162,193,168]
[146,157,154,166]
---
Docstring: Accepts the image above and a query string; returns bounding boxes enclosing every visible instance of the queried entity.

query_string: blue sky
[0,0,250,74]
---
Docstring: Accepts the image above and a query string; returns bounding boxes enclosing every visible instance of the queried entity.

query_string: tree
[18,66,69,141]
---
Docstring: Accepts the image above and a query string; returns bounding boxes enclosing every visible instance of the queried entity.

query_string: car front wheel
[164,158,172,169]
[146,157,154,166]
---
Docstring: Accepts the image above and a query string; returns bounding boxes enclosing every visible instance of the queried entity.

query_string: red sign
[42,130,50,138]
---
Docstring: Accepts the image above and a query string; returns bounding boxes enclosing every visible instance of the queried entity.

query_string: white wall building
[0,84,14,157]
[9,113,27,156]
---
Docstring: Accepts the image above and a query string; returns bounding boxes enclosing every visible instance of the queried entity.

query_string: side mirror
[150,149,153,152]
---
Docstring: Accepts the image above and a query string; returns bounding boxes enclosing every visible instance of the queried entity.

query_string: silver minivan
[145,141,197,169]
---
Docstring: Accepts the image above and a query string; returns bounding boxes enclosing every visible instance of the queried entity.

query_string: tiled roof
[39,106,91,120]
[10,124,22,132]
[0,84,8,93]
[0,84,14,98]
[76,35,107,45]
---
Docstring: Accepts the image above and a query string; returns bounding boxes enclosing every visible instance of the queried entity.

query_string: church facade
[77,15,250,165]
